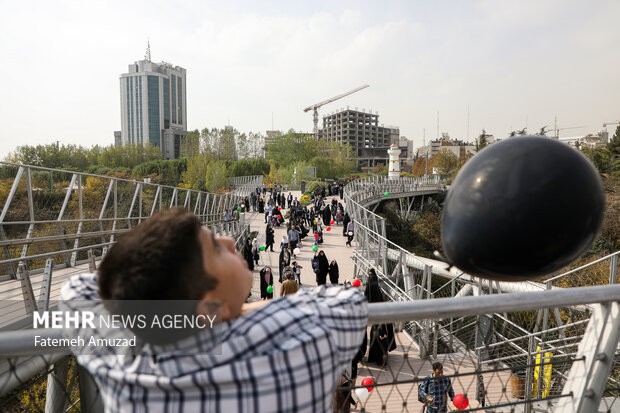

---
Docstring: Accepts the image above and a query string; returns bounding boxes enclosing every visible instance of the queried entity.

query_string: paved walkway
[244,191,355,298]
[243,191,512,412]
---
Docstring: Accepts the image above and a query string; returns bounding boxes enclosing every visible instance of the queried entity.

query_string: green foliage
[5,143,162,172]
[305,180,330,195]
[582,126,620,177]
[228,158,270,177]
[266,132,355,178]
[131,158,188,186]
[180,130,200,158]
[182,155,210,190]
[311,157,338,179]
[383,201,416,247]
[412,211,443,254]
[475,129,491,151]
[205,160,228,192]
[266,131,308,166]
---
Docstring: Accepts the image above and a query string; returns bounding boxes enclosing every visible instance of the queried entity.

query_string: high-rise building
[320,108,399,169]
[119,48,187,159]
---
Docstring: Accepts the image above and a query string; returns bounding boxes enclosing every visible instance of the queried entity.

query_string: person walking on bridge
[265,224,275,252]
[419,362,455,413]
[346,219,354,247]
[288,225,300,257]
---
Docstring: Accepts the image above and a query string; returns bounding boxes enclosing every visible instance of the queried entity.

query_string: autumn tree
[411,157,429,177]
[432,150,458,179]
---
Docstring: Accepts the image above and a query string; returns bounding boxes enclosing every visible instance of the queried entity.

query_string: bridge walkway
[243,191,511,412]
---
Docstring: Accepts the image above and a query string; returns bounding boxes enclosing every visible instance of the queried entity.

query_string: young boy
[61,208,367,412]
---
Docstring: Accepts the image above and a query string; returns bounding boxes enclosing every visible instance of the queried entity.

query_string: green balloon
[259,245,265,251]
[266,285,273,294]
[384,192,389,196]
[311,192,314,195]
[237,207,242,211]
[312,245,318,252]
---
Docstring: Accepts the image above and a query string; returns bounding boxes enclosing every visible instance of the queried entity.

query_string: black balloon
[441,136,605,281]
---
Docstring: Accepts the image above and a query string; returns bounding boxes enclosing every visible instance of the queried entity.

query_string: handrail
[1,283,618,357]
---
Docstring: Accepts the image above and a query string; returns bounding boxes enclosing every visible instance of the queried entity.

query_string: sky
[1,0,619,158]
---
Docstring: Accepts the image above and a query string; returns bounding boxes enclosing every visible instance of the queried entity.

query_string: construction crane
[603,120,620,127]
[304,84,369,137]
[547,125,587,138]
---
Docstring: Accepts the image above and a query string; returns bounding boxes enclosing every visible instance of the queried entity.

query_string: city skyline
[1,0,619,158]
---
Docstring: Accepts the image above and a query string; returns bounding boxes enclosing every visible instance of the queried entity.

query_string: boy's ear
[197,296,232,321]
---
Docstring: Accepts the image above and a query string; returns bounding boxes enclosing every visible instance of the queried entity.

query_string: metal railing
[0,162,261,279]
[0,163,261,325]
[0,171,618,412]
[1,285,618,412]
[342,174,620,412]
[343,175,442,237]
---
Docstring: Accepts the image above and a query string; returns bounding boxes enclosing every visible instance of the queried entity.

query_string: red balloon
[338,214,342,218]
[278,207,281,211]
[330,220,335,224]
[453,394,468,409]
[314,233,319,239]
[326,226,331,231]
[361,377,374,392]
[278,215,282,219]
[352,279,361,287]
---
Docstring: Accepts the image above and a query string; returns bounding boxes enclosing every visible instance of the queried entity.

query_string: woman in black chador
[243,238,255,271]
[365,269,396,366]
[265,224,275,252]
[316,250,329,285]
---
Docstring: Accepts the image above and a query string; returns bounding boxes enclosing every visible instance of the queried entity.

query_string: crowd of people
[58,176,468,413]
[235,183,354,297]
[237,184,408,411]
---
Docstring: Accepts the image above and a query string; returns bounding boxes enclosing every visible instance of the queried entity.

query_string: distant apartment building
[561,130,609,149]
[119,54,187,160]
[113,131,122,148]
[416,134,476,159]
[320,108,399,169]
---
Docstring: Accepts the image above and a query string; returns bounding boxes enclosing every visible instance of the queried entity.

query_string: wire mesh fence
[1,286,619,412]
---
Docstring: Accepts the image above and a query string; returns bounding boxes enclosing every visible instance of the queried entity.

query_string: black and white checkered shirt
[61,273,368,412]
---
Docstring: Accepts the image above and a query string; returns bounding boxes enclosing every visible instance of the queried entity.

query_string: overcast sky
[1,0,619,158]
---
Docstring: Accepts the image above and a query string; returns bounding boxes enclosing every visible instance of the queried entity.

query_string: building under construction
[320,108,399,169]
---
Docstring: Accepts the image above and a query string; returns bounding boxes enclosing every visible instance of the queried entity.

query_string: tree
[247,132,265,158]
[411,157,429,177]
[235,132,251,160]
[370,163,387,175]
[180,130,200,158]
[432,150,458,179]
[476,129,490,152]
[205,160,228,192]
[182,155,210,190]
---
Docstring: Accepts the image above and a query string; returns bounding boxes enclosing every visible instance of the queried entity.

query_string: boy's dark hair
[432,361,444,371]
[98,208,218,301]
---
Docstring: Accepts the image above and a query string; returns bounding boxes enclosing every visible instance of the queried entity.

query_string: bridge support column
[556,301,620,413]
[45,357,69,413]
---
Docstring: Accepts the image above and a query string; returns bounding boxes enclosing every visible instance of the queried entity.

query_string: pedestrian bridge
[0,164,618,412]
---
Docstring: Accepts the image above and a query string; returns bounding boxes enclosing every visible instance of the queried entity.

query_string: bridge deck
[244,193,515,412]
